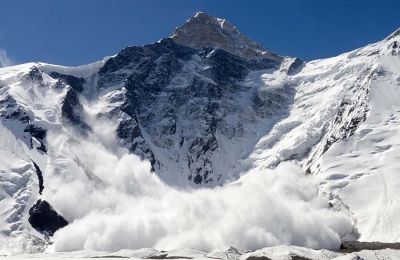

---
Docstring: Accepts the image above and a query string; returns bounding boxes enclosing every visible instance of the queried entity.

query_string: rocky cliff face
[171,12,281,61]
[91,12,303,185]
[97,36,294,185]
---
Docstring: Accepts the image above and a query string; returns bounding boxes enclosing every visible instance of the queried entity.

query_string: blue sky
[0,0,399,66]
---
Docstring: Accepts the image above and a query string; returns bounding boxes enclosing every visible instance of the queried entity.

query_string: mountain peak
[192,11,220,21]
[170,12,280,60]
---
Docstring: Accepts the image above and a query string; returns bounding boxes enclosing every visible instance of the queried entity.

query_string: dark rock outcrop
[50,72,85,92]
[287,58,305,75]
[24,124,46,140]
[31,161,44,195]
[61,89,91,132]
[25,66,43,83]
[340,241,400,253]
[28,200,68,237]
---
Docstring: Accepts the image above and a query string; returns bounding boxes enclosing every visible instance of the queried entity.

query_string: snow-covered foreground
[1,246,400,260]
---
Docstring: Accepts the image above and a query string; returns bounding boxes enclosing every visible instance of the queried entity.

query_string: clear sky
[0,0,399,66]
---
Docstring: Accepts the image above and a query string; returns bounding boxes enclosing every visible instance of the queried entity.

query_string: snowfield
[1,246,400,260]
[1,12,400,259]
[248,29,400,243]
[318,53,400,242]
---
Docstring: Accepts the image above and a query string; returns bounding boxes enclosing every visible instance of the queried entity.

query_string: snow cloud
[44,99,353,253]
[0,49,12,67]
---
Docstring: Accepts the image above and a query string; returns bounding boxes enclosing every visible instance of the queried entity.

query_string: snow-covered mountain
[0,12,400,257]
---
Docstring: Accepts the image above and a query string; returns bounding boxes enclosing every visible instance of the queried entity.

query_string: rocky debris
[28,200,68,237]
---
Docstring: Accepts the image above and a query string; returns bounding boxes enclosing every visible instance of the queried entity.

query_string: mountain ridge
[170,12,281,61]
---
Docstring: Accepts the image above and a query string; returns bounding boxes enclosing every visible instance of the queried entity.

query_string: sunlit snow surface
[247,32,400,243]
[1,246,400,260]
[318,54,400,242]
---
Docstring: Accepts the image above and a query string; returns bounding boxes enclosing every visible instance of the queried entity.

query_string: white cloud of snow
[0,49,12,67]
[42,99,353,253]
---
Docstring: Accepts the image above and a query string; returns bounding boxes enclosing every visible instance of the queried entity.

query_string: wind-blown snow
[0,49,12,68]
[0,62,353,252]
[44,103,351,252]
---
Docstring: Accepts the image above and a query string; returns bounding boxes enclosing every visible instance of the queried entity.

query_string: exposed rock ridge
[171,12,281,61]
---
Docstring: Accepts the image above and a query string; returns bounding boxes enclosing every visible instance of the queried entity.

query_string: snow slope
[318,38,400,242]
[245,29,400,243]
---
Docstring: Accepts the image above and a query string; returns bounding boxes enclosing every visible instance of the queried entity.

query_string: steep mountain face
[97,37,296,186]
[0,12,400,254]
[91,13,303,186]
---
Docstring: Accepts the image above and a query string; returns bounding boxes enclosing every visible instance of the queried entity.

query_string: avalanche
[0,12,400,259]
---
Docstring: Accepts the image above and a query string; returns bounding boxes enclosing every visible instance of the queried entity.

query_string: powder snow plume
[38,97,354,252]
[0,49,12,67]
